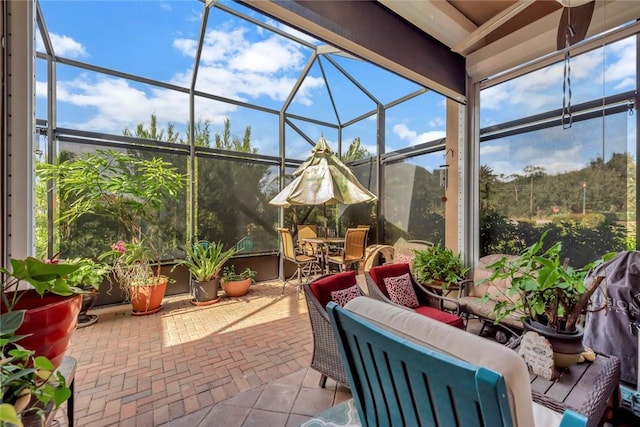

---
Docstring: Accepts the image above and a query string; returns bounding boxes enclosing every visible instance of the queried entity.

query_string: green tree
[342,137,370,163]
[194,119,276,251]
[122,114,180,143]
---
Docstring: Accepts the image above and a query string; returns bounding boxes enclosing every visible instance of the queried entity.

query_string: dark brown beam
[239,0,466,101]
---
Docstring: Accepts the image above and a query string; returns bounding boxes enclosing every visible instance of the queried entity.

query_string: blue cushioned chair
[327,298,588,427]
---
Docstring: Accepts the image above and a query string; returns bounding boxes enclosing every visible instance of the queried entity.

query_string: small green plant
[222,265,256,282]
[0,310,71,426]
[63,257,111,291]
[486,231,616,331]
[412,244,469,288]
[173,241,236,282]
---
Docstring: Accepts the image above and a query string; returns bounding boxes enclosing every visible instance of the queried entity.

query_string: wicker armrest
[303,277,362,387]
[414,282,462,315]
[458,279,474,297]
[577,354,620,427]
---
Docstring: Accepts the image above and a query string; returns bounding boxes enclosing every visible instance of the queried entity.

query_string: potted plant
[221,265,256,297]
[1,257,83,368]
[38,150,185,315]
[99,240,170,315]
[412,244,470,291]
[173,241,236,306]
[485,231,615,367]
[0,310,72,426]
[63,257,111,327]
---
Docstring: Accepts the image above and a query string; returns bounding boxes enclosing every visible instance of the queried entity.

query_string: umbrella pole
[323,204,327,237]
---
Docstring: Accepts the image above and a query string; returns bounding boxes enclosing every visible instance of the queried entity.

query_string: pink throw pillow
[395,253,414,265]
[330,284,360,307]
[384,273,419,308]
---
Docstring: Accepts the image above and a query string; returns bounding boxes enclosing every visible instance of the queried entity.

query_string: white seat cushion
[532,402,564,427]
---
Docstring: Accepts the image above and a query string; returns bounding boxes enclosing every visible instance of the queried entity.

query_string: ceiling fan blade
[557,1,596,50]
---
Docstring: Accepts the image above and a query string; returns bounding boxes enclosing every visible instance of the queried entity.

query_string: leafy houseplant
[173,241,236,305]
[63,257,111,326]
[485,231,615,332]
[37,150,185,314]
[1,258,81,312]
[0,258,82,425]
[485,231,615,367]
[221,266,256,297]
[0,310,71,426]
[222,266,256,282]
[412,244,470,289]
[99,240,169,314]
[63,257,110,292]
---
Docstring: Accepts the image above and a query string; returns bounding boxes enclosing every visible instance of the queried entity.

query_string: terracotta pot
[221,278,251,297]
[524,318,584,368]
[191,278,220,306]
[129,276,168,315]
[2,291,82,368]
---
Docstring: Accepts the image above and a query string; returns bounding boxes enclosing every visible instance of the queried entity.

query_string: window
[480,36,637,262]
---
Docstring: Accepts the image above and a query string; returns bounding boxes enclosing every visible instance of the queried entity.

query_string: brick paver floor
[67,280,320,426]
[56,276,638,427]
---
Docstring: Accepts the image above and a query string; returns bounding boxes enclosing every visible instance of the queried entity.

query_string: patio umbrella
[269,136,377,207]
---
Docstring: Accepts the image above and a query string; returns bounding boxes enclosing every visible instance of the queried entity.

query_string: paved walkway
[67,280,345,426]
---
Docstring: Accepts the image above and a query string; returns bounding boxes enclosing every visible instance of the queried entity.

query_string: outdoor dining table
[302,237,345,273]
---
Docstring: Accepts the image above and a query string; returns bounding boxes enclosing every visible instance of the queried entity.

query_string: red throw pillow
[369,263,412,297]
[309,271,357,308]
[330,284,360,307]
[384,273,419,308]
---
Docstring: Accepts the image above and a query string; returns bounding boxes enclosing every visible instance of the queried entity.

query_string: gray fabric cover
[583,251,640,385]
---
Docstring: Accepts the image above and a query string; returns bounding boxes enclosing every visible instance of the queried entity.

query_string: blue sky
[36,0,445,161]
[36,0,635,175]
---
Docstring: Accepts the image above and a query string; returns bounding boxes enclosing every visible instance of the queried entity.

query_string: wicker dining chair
[296,224,318,256]
[277,228,320,297]
[303,271,362,388]
[326,227,368,272]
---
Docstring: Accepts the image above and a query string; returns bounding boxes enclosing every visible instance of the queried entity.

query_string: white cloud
[36,32,87,58]
[172,25,322,104]
[229,38,304,73]
[46,20,325,135]
[35,80,47,98]
[428,117,444,128]
[482,38,636,117]
[603,37,636,89]
[480,144,508,156]
[51,73,236,133]
[393,123,445,146]
[483,138,589,177]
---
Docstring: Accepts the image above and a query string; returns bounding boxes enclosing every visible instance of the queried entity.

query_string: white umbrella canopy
[269,136,377,207]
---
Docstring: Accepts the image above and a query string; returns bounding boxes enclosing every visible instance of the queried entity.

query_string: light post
[582,182,587,215]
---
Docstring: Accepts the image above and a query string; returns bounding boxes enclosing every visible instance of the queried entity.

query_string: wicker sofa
[458,254,524,336]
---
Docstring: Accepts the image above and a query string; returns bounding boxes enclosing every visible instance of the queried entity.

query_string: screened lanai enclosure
[3,0,638,297]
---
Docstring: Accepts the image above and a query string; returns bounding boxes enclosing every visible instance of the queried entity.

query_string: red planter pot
[2,291,82,368]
